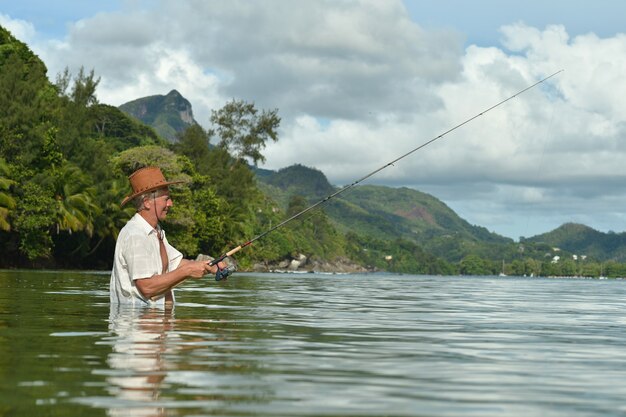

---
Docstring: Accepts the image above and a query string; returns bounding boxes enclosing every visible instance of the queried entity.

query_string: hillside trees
[0,44,56,167]
[344,232,456,274]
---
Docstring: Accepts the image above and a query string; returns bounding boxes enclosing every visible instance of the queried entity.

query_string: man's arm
[135,259,218,299]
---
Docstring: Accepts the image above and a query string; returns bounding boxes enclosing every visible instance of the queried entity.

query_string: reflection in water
[104,301,270,416]
[106,305,175,417]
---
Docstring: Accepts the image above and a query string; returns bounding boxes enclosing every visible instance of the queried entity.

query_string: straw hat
[121,166,185,206]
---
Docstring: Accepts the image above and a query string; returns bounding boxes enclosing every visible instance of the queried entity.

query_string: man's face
[152,189,173,220]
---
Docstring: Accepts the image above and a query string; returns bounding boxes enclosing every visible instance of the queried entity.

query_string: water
[2,270,626,416]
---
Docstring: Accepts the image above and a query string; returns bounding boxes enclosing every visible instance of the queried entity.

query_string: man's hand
[181,260,213,278]
[207,261,227,275]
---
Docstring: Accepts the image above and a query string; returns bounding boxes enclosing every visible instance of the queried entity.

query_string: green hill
[332,185,509,243]
[254,164,335,208]
[119,89,198,141]
[525,222,626,261]
[255,164,514,262]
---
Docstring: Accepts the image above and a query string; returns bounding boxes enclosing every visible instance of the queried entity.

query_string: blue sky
[2,1,626,241]
[405,0,625,44]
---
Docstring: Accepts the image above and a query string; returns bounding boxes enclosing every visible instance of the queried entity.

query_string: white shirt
[110,213,183,306]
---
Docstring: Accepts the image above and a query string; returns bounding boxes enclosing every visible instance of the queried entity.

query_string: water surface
[1,270,626,416]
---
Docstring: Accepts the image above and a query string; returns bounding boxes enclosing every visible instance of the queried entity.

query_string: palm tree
[37,163,98,237]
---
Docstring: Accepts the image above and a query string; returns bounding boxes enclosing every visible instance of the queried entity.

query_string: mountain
[255,164,514,262]
[524,222,626,261]
[329,185,510,242]
[119,89,198,141]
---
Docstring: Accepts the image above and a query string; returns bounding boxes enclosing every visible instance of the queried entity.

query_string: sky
[1,0,625,240]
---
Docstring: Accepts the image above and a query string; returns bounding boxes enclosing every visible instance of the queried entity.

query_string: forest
[2,24,626,278]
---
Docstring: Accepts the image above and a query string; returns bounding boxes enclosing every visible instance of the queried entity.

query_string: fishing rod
[210,69,564,280]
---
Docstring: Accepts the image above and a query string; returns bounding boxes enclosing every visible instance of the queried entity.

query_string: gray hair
[133,188,168,212]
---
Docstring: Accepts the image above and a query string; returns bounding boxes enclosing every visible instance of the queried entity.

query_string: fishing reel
[211,255,237,281]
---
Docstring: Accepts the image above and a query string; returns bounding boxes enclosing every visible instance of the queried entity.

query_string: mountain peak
[119,90,198,142]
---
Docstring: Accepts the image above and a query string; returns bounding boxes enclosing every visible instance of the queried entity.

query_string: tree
[12,181,56,261]
[0,48,56,166]
[55,66,100,108]
[36,162,98,237]
[54,67,102,160]
[210,99,280,165]
[173,124,213,174]
[0,158,16,231]
[111,145,192,178]
[460,254,491,275]
[84,176,135,263]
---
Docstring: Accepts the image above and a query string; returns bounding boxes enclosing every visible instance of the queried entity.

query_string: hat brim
[120,180,185,207]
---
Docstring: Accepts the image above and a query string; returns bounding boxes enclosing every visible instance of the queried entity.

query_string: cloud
[264,22,626,237]
[0,13,36,44]
[5,2,626,238]
[33,1,463,118]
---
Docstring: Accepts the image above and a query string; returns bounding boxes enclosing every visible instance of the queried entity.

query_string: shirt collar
[132,212,159,236]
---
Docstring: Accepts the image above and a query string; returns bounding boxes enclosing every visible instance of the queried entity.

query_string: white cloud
[241,19,626,238]
[4,2,626,238]
[0,13,36,43]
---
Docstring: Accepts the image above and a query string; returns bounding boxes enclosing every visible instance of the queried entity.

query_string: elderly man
[110,166,220,306]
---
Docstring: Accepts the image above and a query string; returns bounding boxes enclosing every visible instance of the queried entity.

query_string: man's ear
[141,196,152,211]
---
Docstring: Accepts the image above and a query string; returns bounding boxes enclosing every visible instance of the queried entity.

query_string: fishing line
[210,69,564,280]
[520,90,558,241]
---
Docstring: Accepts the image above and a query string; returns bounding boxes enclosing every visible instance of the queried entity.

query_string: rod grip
[209,245,244,266]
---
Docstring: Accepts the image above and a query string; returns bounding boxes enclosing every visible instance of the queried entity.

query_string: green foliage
[189,181,228,256]
[172,124,213,173]
[283,195,346,259]
[0,158,16,231]
[210,99,280,165]
[459,254,495,275]
[172,124,265,253]
[12,181,56,261]
[0,46,54,166]
[56,66,100,108]
[255,164,336,215]
[90,104,166,151]
[36,162,98,237]
[345,232,455,275]
[111,145,192,179]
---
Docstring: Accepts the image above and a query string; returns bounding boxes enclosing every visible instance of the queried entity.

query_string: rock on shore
[252,254,372,274]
